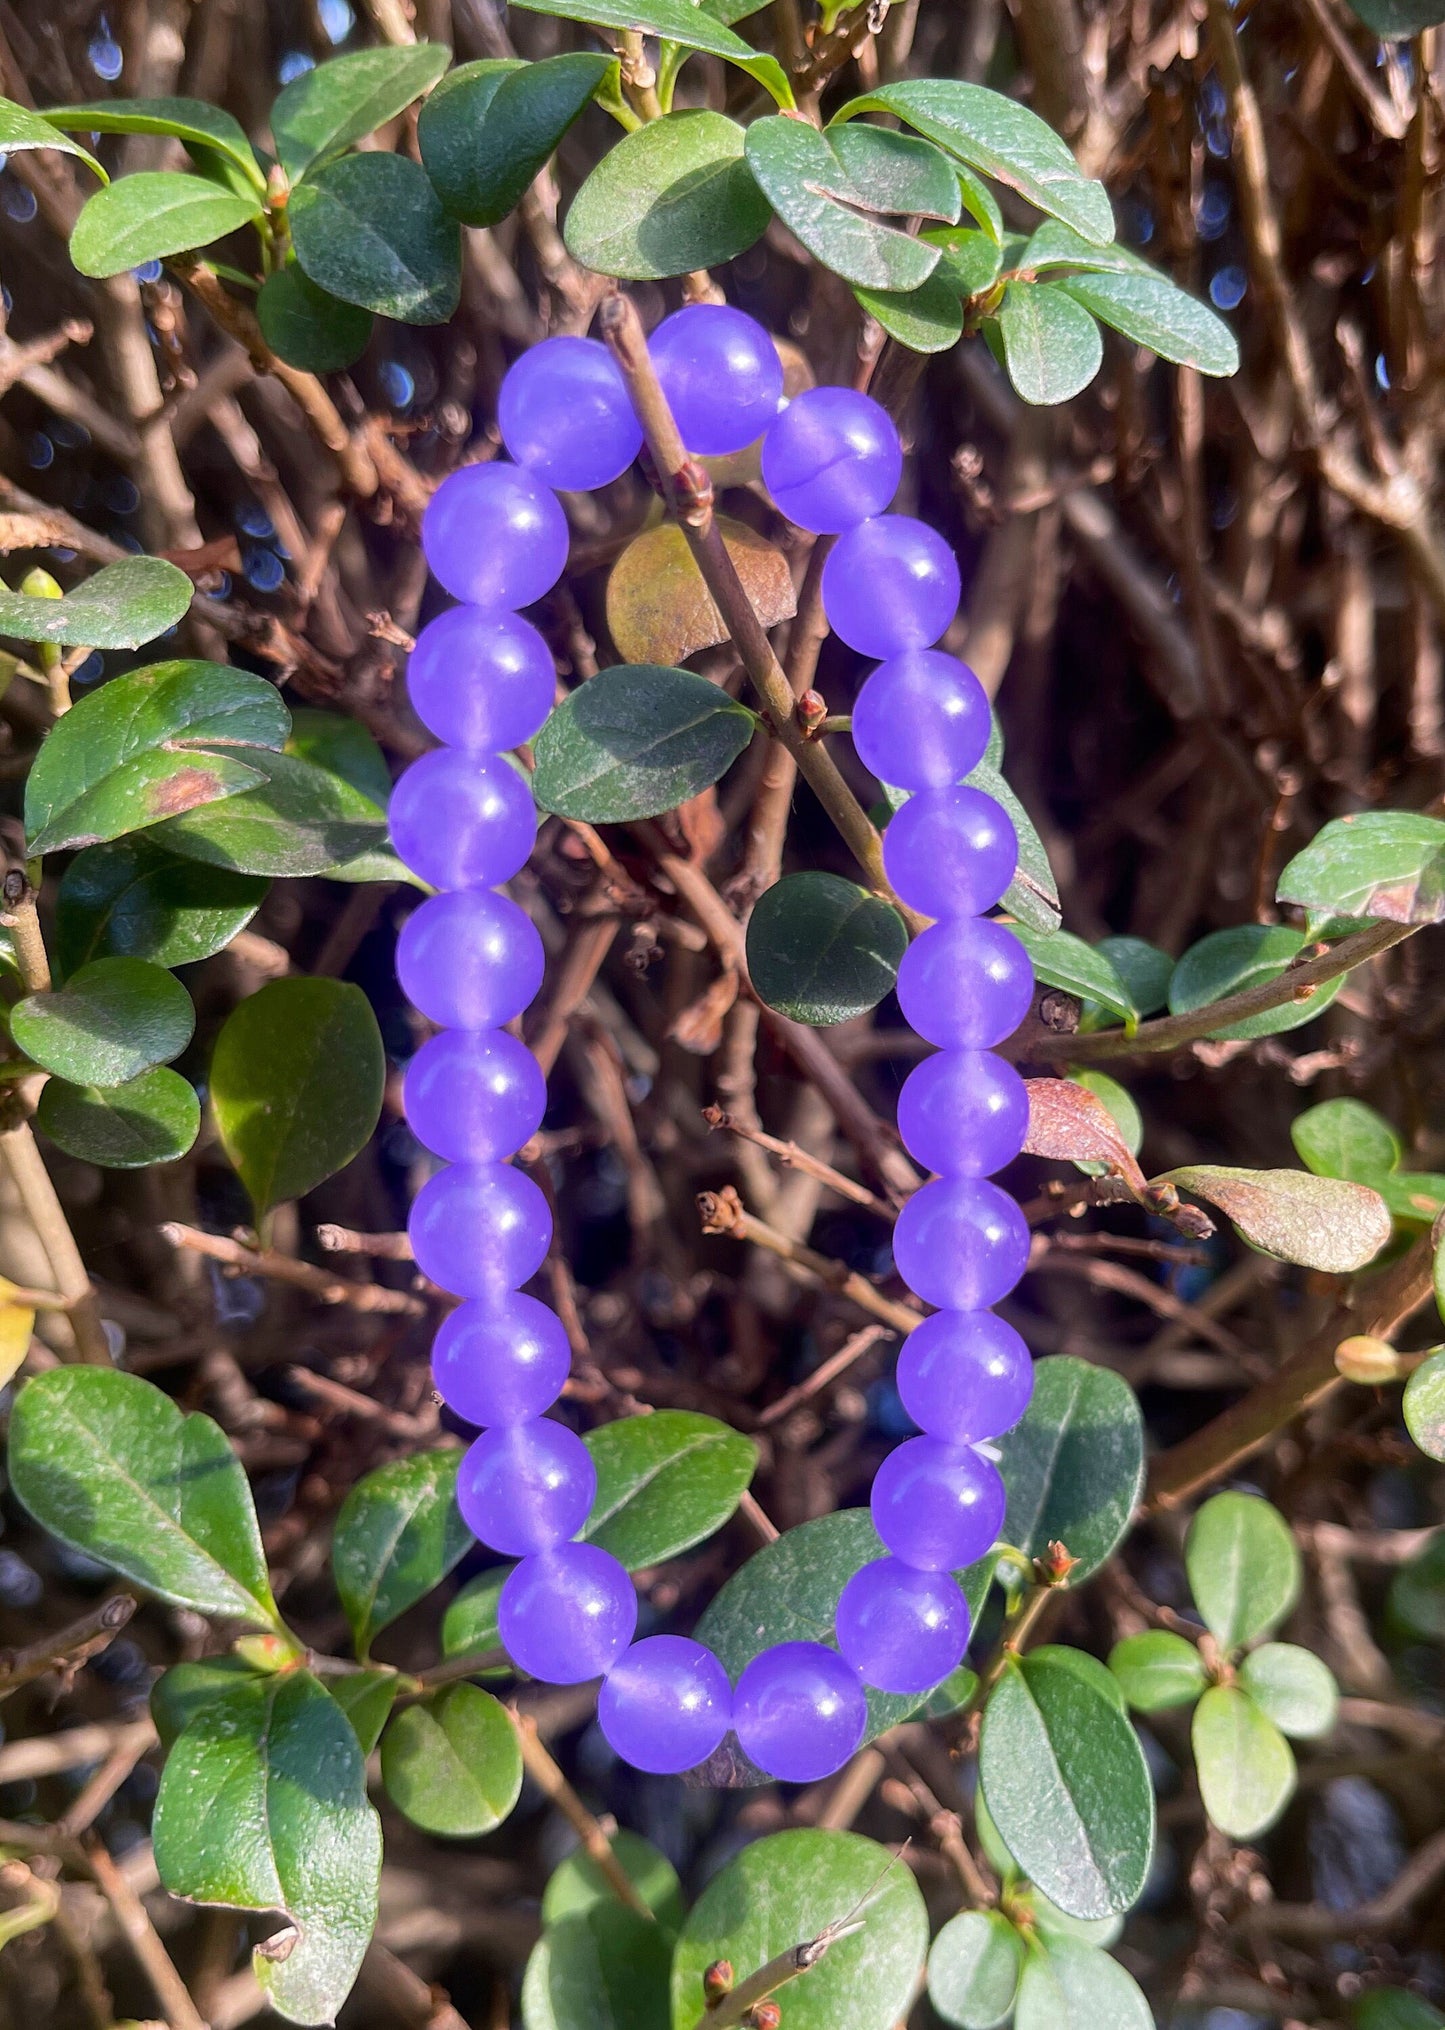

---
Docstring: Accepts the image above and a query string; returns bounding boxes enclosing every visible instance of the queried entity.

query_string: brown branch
[510,1711,652,1920]
[699,1186,921,1335]
[0,1594,136,1697]
[160,1222,425,1315]
[757,1323,892,1427]
[85,1837,208,2030]
[703,1104,892,1216]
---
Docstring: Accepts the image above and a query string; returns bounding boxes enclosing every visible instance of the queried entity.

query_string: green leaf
[290,152,460,323]
[853,274,964,352]
[9,1366,279,1626]
[0,557,192,650]
[1388,1529,1445,1641]
[70,171,260,277]
[1185,1491,1300,1653]
[1355,1994,1445,2030]
[0,98,105,181]
[1291,1096,1402,1181]
[1239,1642,1338,1740]
[44,97,264,191]
[927,1910,1024,2030]
[1192,1683,1296,1841]
[525,1906,673,2030]
[154,747,388,877]
[271,42,451,179]
[1276,811,1445,923]
[210,976,385,1218]
[420,52,614,227]
[152,1655,266,1751]
[583,1410,757,1567]
[441,1568,509,1665]
[56,838,266,973]
[380,1683,522,1836]
[1065,1068,1143,1179]
[956,163,1005,241]
[996,280,1102,404]
[1026,1891,1122,1950]
[37,1065,200,1169]
[979,1646,1155,1920]
[746,872,907,1026]
[25,660,290,859]
[564,109,770,280]
[1107,1630,1207,1712]
[286,708,392,809]
[333,1448,470,1657]
[744,117,941,292]
[1089,935,1172,1021]
[1344,0,1445,33]
[834,82,1114,245]
[532,665,754,822]
[1161,1164,1391,1273]
[963,756,1061,933]
[12,956,194,1087]
[1404,1348,1445,1462]
[153,1669,381,2025]
[326,1668,399,1755]
[995,1355,1145,1583]
[510,0,793,107]
[1012,1938,1153,2030]
[671,1829,928,2030]
[256,265,372,372]
[542,1832,685,1933]
[1011,925,1135,1026]
[922,223,1003,298]
[1167,924,1345,1039]
[1059,268,1237,375]
[827,122,962,222]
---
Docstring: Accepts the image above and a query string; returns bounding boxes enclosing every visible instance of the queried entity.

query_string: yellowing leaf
[606,518,795,666]
[0,1297,36,1386]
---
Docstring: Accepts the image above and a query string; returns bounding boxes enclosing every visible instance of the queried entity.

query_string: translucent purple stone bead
[893,1177,1031,1311]
[404,1029,546,1164]
[822,515,961,658]
[499,1544,637,1684]
[733,1641,867,1783]
[397,891,544,1031]
[896,1049,1029,1176]
[852,650,991,790]
[649,304,783,455]
[882,784,1018,921]
[761,386,901,532]
[421,461,570,608]
[835,1557,969,1695]
[457,1419,595,1556]
[598,1635,732,1774]
[498,335,642,491]
[389,749,536,892]
[895,1310,1034,1444]
[871,1435,1006,1571]
[894,917,1034,1049]
[407,607,555,753]
[408,1161,552,1300]
[431,1294,571,1428]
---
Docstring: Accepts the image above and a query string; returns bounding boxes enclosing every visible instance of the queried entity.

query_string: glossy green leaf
[45,97,264,189]
[511,0,792,106]
[525,1905,672,2030]
[1388,1529,1445,1640]
[927,1910,1024,2030]
[1277,812,1445,923]
[1291,1096,1402,1181]
[532,665,754,823]
[0,557,192,650]
[564,109,769,279]
[1012,925,1135,1025]
[996,280,1102,404]
[1012,1938,1153,2030]
[326,1668,399,1755]
[746,872,906,1026]
[1193,1683,1296,1840]
[923,223,1004,297]
[1168,924,1345,1039]
[210,976,385,1218]
[152,1655,266,1751]
[37,1065,200,1169]
[441,1567,509,1665]
[1091,935,1172,1021]
[154,747,388,877]
[1185,1491,1300,1654]
[286,709,392,809]
[256,265,373,372]
[1061,268,1237,374]
[9,1366,279,1626]
[745,116,941,292]
[153,1668,381,2025]
[1161,1164,1391,1273]
[828,122,961,221]
[0,99,105,182]
[583,1410,756,1568]
[380,1683,522,1836]
[290,152,461,323]
[956,163,1005,240]
[1108,1629,1208,1712]
[1239,1642,1339,1739]
[671,1829,927,2030]
[26,661,290,858]
[70,171,260,276]
[13,956,194,1087]
[333,1448,470,1657]
[853,274,964,352]
[420,52,614,227]
[979,1646,1155,1919]
[995,1355,1145,1583]
[542,1832,685,1933]
[1404,1348,1445,1462]
[271,42,451,179]
[56,837,266,973]
[1354,1993,1445,2030]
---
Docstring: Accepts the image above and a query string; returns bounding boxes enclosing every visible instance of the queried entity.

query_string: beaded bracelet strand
[389,304,1036,1786]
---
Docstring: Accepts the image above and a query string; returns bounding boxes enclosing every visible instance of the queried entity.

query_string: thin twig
[160,1223,425,1315]
[510,1710,652,1920]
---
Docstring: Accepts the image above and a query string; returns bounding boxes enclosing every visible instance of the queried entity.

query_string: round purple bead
[871,1435,1006,1571]
[397,890,544,1030]
[404,1029,546,1165]
[498,335,642,491]
[431,1292,571,1427]
[821,515,960,659]
[894,918,1033,1049]
[896,1049,1029,1177]
[389,749,536,892]
[733,1641,867,1784]
[457,1418,595,1556]
[893,1177,1030,1311]
[882,785,1017,920]
[499,1543,637,1683]
[598,1636,732,1775]
[648,304,783,455]
[407,607,555,753]
[852,651,991,791]
[408,1161,551,1299]
[896,1310,1034,1444]
[761,386,901,532]
[422,462,569,608]
[835,1557,969,1695]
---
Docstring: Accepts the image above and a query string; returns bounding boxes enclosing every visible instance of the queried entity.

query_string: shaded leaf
[70,171,260,276]
[1161,1164,1391,1273]
[923,223,1004,297]
[441,1568,509,1667]
[542,1832,685,1933]
[1292,1096,1402,1181]
[333,1448,470,1657]
[380,1683,522,1836]
[583,1410,756,1568]
[420,52,614,227]
[1404,1348,1445,1462]
[532,664,754,823]
[525,1906,672,2030]
[1108,1630,1208,1712]
[996,280,1102,404]
[286,709,392,809]
[963,755,1061,933]
[564,108,770,280]
[326,1669,399,1756]
[1276,812,1445,923]
[152,1655,266,1751]
[1089,935,1173,1022]
[607,518,793,666]
[1012,1938,1153,2030]
[1193,1683,1296,1840]
[256,265,373,373]
[927,1910,1024,2030]
[853,274,964,352]
[0,557,192,650]
[1344,0,1445,34]
[745,116,942,291]
[1388,1530,1445,1641]
[290,152,461,324]
[1185,1491,1300,1653]
[1168,923,1344,1039]
[1012,925,1135,1025]
[45,97,263,189]
[12,956,194,1087]
[271,42,450,179]
[37,1066,200,1169]
[995,1355,1145,1582]
[1240,1642,1338,1739]
[511,0,793,106]
[154,747,388,877]
[747,872,906,1026]
[1354,1994,1445,2030]
[1060,268,1238,374]
[56,837,266,973]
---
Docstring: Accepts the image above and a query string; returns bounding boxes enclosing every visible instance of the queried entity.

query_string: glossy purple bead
[499,1543,637,1683]
[407,607,555,753]
[431,1292,571,1427]
[895,918,1033,1049]
[408,1161,551,1299]
[598,1636,732,1774]
[457,1418,595,1556]
[835,1557,969,1695]
[852,651,991,791]
[397,890,544,1030]
[821,515,960,659]
[761,386,901,532]
[389,749,536,892]
[404,1029,545,1164]
[733,1641,867,1784]
[896,1049,1029,1176]
[871,1435,1006,1571]
[895,1310,1034,1444]
[882,785,1017,920]
[648,304,783,455]
[498,335,642,491]
[422,462,569,608]
[893,1177,1030,1310]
